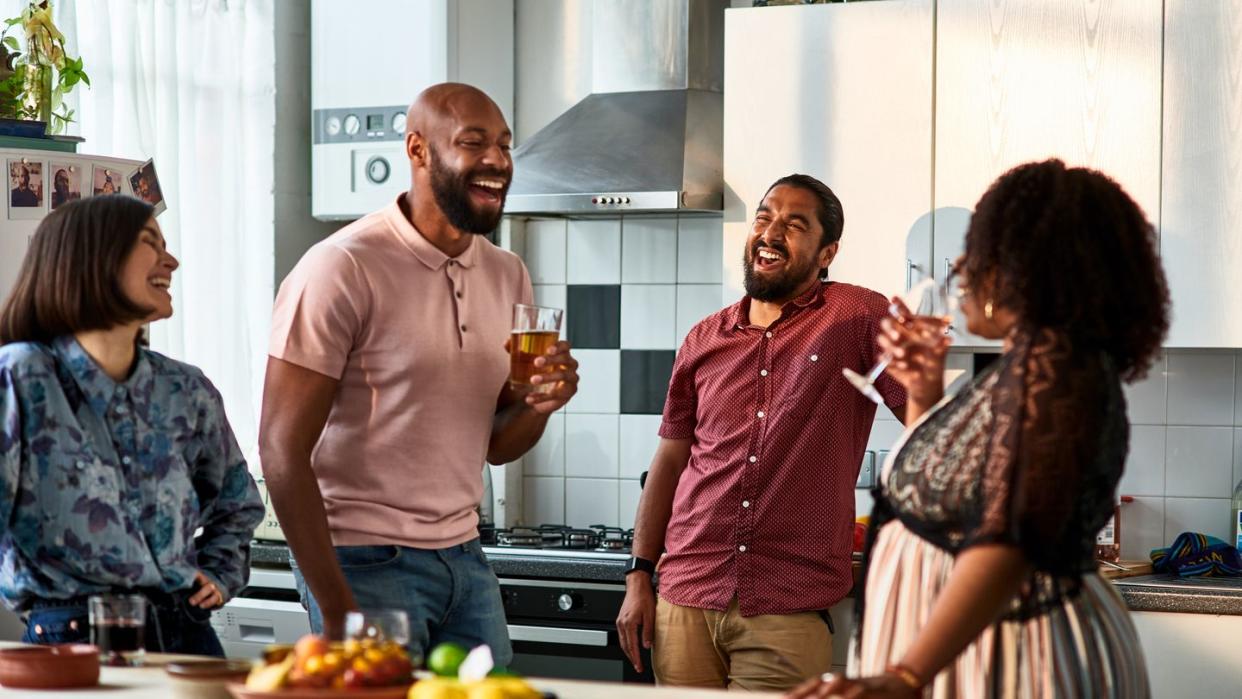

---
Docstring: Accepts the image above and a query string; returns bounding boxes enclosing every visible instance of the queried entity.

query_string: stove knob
[557,593,580,612]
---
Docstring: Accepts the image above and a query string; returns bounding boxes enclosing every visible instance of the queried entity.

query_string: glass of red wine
[88,594,146,667]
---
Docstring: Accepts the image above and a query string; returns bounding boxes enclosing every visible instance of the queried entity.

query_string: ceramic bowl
[0,644,100,689]
[166,659,255,699]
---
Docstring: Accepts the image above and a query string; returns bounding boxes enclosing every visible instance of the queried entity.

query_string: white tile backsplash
[567,219,621,284]
[621,285,677,349]
[524,219,567,284]
[566,478,619,528]
[532,285,568,337]
[867,419,906,452]
[1165,426,1234,498]
[622,218,678,284]
[619,479,642,529]
[525,413,566,476]
[1233,428,1242,494]
[1236,351,1242,425]
[1164,496,1231,544]
[565,349,620,414]
[1167,353,1235,426]
[1121,496,1165,560]
[676,284,724,349]
[677,217,724,283]
[523,476,565,526]
[854,490,872,520]
[565,414,620,478]
[1124,354,1167,425]
[619,414,663,479]
[1119,426,1165,497]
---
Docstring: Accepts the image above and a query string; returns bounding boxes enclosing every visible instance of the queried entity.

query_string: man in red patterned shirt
[616,174,906,691]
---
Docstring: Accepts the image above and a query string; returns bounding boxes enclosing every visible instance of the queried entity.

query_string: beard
[741,242,822,302]
[428,146,509,235]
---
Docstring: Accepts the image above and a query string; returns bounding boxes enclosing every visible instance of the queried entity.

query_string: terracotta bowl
[0,644,100,689]
[166,659,255,699]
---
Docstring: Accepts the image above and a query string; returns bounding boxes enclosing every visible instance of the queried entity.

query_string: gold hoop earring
[984,299,994,320]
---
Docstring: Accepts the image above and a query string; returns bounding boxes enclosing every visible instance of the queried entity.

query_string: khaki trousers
[652,597,833,692]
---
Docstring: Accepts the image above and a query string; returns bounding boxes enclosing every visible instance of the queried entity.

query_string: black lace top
[869,327,1127,616]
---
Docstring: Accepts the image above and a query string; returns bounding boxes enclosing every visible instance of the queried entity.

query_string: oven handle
[507,624,609,647]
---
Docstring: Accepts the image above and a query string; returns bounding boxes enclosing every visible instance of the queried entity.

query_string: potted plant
[0,0,89,135]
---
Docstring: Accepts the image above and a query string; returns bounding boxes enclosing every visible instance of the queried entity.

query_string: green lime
[426,642,469,677]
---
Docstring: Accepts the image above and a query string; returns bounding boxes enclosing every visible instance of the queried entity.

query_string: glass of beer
[510,303,563,390]
[89,594,146,667]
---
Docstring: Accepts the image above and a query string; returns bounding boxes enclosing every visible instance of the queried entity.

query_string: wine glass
[345,608,411,646]
[842,270,960,405]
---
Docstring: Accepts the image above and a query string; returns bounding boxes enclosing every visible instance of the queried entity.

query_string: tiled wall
[515,215,725,529]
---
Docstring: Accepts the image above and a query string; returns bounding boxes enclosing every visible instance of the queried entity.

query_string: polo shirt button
[760,369,768,377]
[748,456,756,463]
[742,500,751,508]
[461,325,467,332]
[738,545,747,552]
[456,291,463,299]
[811,354,819,362]
[122,455,132,465]
[765,331,773,338]
[756,411,764,418]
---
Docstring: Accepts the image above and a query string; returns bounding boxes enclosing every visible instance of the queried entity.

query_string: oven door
[507,621,653,684]
[498,577,654,684]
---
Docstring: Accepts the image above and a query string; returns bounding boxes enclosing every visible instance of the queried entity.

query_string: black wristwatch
[625,556,656,577]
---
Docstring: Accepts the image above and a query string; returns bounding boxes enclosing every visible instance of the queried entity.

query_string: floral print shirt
[0,336,263,612]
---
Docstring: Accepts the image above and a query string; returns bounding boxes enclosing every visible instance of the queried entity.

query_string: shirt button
[760,369,768,377]
[811,354,819,362]
[756,411,764,418]
[742,500,751,508]
[456,291,463,299]
[738,545,747,552]
[115,405,128,415]
[765,331,773,338]
[121,455,132,465]
[748,456,756,463]
[460,325,467,332]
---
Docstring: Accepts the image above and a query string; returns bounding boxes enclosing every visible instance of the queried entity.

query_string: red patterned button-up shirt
[658,281,906,616]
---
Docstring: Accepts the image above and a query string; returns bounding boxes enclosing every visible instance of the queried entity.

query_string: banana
[245,653,296,691]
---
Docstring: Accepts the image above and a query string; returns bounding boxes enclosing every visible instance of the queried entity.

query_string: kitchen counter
[0,644,772,698]
[1112,573,1242,615]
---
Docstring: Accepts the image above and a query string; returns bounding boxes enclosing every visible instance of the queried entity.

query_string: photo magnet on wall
[49,162,82,210]
[128,158,165,216]
[7,158,45,220]
[92,165,122,197]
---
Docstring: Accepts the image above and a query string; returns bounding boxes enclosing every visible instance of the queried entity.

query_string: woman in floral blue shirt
[0,195,264,655]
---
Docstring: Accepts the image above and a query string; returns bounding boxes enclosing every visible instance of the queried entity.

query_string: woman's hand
[785,672,919,699]
[188,571,226,609]
[878,297,951,408]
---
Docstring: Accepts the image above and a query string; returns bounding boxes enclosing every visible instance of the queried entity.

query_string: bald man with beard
[261,84,580,658]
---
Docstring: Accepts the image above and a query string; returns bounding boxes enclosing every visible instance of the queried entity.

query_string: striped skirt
[849,520,1150,698]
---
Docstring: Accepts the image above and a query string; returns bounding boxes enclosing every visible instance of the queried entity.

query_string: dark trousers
[21,589,225,657]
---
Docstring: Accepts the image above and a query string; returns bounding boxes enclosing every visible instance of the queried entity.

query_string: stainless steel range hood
[506,0,727,216]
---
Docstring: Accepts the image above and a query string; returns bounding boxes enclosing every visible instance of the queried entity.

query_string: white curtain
[33,0,276,460]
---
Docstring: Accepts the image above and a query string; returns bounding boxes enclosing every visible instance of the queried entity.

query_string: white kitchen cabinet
[1160,1,1242,348]
[1132,610,1242,696]
[722,1,934,304]
[934,0,1163,346]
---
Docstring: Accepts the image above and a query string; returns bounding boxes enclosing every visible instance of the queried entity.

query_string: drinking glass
[345,608,411,647]
[509,303,563,390]
[842,271,960,405]
[88,594,146,667]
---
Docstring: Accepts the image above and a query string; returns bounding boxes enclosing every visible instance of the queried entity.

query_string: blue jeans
[21,595,225,657]
[292,538,511,667]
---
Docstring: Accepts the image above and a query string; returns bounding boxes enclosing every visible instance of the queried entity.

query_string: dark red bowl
[0,644,101,688]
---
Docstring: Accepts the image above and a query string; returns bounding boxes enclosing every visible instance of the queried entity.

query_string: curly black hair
[963,159,1170,382]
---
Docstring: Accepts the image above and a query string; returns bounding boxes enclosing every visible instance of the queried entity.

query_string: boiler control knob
[557,593,580,611]
[325,116,342,136]
[343,114,361,136]
[365,156,390,184]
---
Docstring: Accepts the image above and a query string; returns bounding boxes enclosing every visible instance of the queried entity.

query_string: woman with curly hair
[789,159,1168,698]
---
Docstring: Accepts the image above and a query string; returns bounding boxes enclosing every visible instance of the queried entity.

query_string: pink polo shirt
[269,197,532,549]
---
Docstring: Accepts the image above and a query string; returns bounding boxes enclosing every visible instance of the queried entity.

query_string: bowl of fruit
[229,634,414,698]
